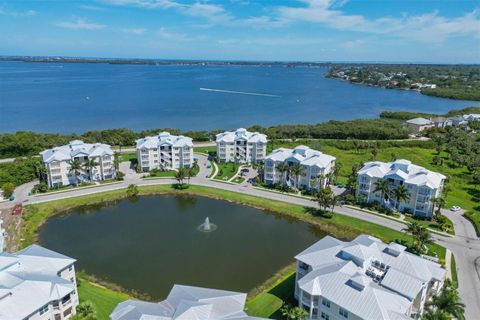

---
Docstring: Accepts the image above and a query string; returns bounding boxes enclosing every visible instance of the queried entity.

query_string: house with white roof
[216,128,267,163]
[452,114,480,127]
[136,132,193,172]
[295,234,445,320]
[356,159,446,218]
[0,244,78,320]
[110,284,266,320]
[40,140,116,188]
[264,146,336,190]
[405,118,433,135]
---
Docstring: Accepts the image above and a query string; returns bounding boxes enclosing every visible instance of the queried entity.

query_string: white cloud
[56,18,106,30]
[0,7,36,17]
[277,0,480,43]
[123,27,147,35]
[156,27,205,41]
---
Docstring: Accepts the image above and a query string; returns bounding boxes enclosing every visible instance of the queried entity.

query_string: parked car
[451,206,462,212]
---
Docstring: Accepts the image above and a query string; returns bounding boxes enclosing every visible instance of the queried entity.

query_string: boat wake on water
[199,87,280,97]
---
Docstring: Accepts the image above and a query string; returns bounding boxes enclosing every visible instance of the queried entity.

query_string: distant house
[452,114,480,127]
[264,145,336,190]
[356,159,446,218]
[110,285,266,320]
[216,128,267,163]
[0,245,78,319]
[430,117,452,128]
[40,140,116,188]
[136,132,193,172]
[295,234,445,320]
[405,118,434,134]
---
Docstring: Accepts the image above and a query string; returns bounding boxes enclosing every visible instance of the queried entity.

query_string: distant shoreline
[0,56,332,67]
[1,56,479,67]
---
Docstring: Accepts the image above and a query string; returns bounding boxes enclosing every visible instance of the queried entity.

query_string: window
[339,308,349,318]
[68,265,73,271]
[39,304,49,315]
[322,298,330,308]
[321,312,330,320]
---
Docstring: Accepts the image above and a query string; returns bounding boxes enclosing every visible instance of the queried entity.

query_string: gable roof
[295,234,445,320]
[40,140,114,163]
[136,132,193,149]
[406,118,433,126]
[265,146,336,169]
[216,128,267,144]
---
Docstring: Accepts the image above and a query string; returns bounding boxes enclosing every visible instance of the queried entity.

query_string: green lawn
[451,254,458,288]
[270,139,479,232]
[120,152,137,163]
[232,176,245,184]
[404,215,453,234]
[145,170,176,178]
[212,162,239,181]
[77,277,129,320]
[193,146,216,154]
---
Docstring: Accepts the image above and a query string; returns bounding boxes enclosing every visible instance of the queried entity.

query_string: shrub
[116,171,125,181]
[1,182,15,198]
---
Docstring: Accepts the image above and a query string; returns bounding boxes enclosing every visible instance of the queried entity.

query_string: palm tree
[424,279,465,320]
[256,161,265,182]
[393,184,410,211]
[276,162,290,186]
[433,197,446,216]
[373,179,391,205]
[403,221,422,238]
[68,159,82,185]
[289,163,304,190]
[316,173,326,189]
[113,152,121,170]
[332,162,342,184]
[417,228,432,252]
[83,158,99,181]
[314,187,335,212]
[175,167,187,186]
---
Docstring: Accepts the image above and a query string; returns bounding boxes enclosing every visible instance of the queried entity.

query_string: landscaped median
[19,183,447,319]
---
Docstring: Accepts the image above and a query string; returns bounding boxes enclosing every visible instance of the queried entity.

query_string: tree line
[380,106,480,121]
[0,119,410,159]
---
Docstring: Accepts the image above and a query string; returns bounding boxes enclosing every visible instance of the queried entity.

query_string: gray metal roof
[110,285,266,320]
[296,235,446,320]
[0,245,76,320]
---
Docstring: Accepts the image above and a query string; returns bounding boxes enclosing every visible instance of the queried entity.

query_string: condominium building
[0,245,78,320]
[136,132,193,172]
[216,128,267,163]
[356,159,446,218]
[264,146,336,190]
[110,284,266,320]
[295,235,445,320]
[40,140,116,188]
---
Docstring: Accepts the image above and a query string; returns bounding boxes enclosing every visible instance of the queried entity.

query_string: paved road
[2,153,479,319]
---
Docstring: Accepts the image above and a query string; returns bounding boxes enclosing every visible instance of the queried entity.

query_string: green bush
[1,182,15,198]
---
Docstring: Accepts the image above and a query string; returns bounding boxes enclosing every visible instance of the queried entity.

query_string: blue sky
[0,0,479,63]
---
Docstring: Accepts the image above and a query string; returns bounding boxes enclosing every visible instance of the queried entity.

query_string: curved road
[1,154,479,319]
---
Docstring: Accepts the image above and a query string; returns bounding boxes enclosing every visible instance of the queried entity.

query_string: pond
[39,195,326,299]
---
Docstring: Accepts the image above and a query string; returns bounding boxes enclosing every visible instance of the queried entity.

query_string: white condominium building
[295,235,445,320]
[40,140,116,188]
[0,245,78,320]
[356,159,446,218]
[264,146,336,190]
[216,128,267,163]
[136,132,193,172]
[110,284,267,320]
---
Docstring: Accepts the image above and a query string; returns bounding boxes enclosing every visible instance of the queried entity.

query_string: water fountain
[197,217,217,232]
